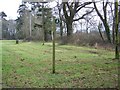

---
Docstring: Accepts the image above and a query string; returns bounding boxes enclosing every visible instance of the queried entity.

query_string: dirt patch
[88,51,99,54]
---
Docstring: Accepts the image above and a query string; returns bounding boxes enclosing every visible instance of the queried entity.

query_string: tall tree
[93,0,111,43]
[15,17,24,39]
[109,3,115,44]
[114,0,119,59]
[33,2,52,42]
[119,5,120,44]
[62,1,94,37]
[0,11,7,18]
[57,0,63,39]
[1,18,9,39]
[0,12,9,39]
[17,3,32,40]
[98,22,105,42]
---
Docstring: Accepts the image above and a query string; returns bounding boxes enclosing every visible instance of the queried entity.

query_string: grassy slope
[2,40,118,88]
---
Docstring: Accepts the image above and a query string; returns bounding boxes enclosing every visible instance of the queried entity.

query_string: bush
[57,31,116,50]
[59,32,105,46]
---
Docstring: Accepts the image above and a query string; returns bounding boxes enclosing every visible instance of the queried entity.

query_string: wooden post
[52,18,56,74]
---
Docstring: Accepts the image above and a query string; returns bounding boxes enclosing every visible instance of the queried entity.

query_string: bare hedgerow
[71,31,105,46]
[58,32,104,46]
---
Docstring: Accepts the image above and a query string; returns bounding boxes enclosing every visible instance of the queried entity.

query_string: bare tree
[109,2,115,43]
[62,1,94,37]
[98,22,105,42]
[93,0,111,43]
[57,0,63,39]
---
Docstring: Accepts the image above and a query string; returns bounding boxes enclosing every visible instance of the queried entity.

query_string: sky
[0,0,22,20]
[0,0,115,20]
[0,0,57,20]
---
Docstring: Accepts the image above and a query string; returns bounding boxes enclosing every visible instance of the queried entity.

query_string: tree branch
[63,2,69,19]
[73,8,94,21]
[93,1,104,22]
[66,2,74,17]
[76,2,92,13]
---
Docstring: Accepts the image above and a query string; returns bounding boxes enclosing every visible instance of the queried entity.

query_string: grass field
[1,40,118,88]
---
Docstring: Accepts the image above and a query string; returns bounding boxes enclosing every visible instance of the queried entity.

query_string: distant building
[0,17,17,40]
[0,17,9,39]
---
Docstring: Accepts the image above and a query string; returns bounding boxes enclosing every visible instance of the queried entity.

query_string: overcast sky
[0,0,57,20]
[0,0,22,20]
[0,0,115,20]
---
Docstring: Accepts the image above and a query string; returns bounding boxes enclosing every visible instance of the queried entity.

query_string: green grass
[2,40,118,88]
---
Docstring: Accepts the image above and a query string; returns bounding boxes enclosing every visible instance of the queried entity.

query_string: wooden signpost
[52,18,59,73]
[22,0,59,74]
[52,18,56,74]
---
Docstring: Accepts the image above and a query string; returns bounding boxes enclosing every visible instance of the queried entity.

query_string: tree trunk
[16,39,19,44]
[66,21,73,37]
[93,2,111,43]
[98,24,105,42]
[112,17,115,44]
[58,4,63,39]
[103,21,111,43]
[115,0,119,59]
[60,20,63,39]
[44,30,48,42]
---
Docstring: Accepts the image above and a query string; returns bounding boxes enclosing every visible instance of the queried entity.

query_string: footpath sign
[55,18,59,24]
